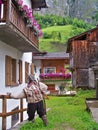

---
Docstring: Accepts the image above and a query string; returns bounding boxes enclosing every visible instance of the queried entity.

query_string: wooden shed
[66,26,98,88]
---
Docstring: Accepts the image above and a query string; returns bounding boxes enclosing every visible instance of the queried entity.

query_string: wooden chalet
[66,26,98,88]
[33,52,70,95]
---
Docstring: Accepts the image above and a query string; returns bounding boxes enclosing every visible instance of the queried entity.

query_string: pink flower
[0,0,2,4]
[33,20,38,26]
[39,73,71,79]
[15,1,42,37]
[35,24,40,29]
[23,5,28,12]
[17,0,23,6]
[26,12,32,18]
[28,8,33,14]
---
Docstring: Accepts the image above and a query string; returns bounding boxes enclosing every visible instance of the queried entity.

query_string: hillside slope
[39,25,86,52]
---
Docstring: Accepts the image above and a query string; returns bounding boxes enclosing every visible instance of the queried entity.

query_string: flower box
[40,73,71,80]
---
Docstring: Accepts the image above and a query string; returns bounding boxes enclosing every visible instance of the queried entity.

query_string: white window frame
[44,67,56,74]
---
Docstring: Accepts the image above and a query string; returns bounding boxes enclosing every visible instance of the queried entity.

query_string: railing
[0,95,27,130]
[0,0,39,47]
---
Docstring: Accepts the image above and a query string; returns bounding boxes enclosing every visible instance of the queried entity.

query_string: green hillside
[39,25,86,52]
[34,14,94,52]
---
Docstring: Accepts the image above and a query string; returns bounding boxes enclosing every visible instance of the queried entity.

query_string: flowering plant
[15,0,43,37]
[40,73,71,79]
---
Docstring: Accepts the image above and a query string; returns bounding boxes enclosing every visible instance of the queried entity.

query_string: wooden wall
[41,59,69,73]
[72,40,89,69]
[69,28,98,88]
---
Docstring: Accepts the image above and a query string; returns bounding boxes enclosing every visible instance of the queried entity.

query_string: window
[5,55,18,86]
[44,67,56,74]
[11,106,19,127]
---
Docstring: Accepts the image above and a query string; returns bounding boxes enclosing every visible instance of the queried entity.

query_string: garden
[20,89,98,130]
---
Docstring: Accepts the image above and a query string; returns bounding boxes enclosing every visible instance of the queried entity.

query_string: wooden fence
[0,95,27,130]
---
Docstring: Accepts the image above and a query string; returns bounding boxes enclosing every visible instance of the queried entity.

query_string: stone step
[90,108,98,123]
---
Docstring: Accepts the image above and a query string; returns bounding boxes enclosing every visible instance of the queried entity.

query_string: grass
[41,25,73,43]
[20,89,98,130]
[39,25,85,52]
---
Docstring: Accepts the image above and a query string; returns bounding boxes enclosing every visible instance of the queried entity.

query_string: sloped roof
[33,52,69,60]
[31,0,48,9]
[66,26,98,52]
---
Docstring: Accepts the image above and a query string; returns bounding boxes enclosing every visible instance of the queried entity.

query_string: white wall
[0,41,32,129]
[23,0,32,8]
[33,60,41,81]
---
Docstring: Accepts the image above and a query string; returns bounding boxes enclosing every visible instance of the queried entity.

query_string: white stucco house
[0,0,47,129]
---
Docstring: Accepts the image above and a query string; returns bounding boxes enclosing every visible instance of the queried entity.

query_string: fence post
[20,99,23,122]
[2,96,7,130]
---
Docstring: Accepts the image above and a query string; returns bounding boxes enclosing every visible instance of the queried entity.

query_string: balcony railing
[0,0,39,52]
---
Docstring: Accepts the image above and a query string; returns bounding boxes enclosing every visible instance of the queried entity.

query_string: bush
[43,32,52,39]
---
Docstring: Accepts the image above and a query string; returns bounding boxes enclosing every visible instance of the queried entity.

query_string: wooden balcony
[0,0,39,52]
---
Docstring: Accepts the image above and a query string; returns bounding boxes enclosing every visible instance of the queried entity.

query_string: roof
[33,52,69,60]
[66,26,98,53]
[31,0,48,9]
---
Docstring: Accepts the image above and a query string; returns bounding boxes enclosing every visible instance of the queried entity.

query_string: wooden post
[20,99,23,122]
[2,96,7,130]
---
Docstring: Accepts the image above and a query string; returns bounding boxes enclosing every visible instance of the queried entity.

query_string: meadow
[20,89,98,130]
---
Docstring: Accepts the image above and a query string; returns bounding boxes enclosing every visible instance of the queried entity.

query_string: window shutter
[19,60,22,84]
[25,62,29,83]
[5,55,11,86]
[31,63,34,75]
[12,59,16,83]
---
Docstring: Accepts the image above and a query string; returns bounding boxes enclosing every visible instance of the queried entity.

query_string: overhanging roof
[66,26,97,53]
[33,52,69,60]
[31,0,48,9]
